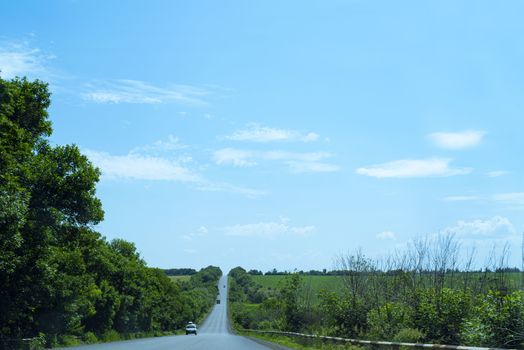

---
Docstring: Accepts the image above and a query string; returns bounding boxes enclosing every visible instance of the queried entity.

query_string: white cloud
[0,41,52,79]
[213,148,339,173]
[356,158,471,178]
[132,135,188,154]
[224,217,315,239]
[84,150,200,182]
[85,145,265,197]
[262,151,331,162]
[195,181,266,198]
[213,148,257,167]
[82,79,210,105]
[303,132,320,142]
[487,170,509,178]
[287,161,341,173]
[443,195,480,201]
[429,130,485,150]
[377,231,396,240]
[444,216,516,240]
[225,123,319,143]
[443,192,524,210]
[182,226,209,240]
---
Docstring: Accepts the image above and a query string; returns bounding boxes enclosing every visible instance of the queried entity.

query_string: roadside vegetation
[229,235,524,349]
[0,76,221,348]
[241,331,364,350]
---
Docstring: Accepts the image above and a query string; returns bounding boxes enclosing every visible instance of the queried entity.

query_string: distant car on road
[185,322,197,335]
[216,299,221,304]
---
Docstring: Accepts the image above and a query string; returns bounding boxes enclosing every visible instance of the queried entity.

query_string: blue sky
[1,0,523,271]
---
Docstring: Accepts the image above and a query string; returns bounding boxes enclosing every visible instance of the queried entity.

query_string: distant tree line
[164,268,197,276]
[0,77,221,348]
[258,267,521,276]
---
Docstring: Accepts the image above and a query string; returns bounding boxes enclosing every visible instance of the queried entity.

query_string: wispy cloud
[356,158,471,178]
[0,40,52,79]
[132,135,189,154]
[224,123,319,143]
[84,147,265,197]
[224,217,315,239]
[195,181,266,198]
[213,148,339,173]
[443,192,524,210]
[287,161,341,173]
[84,150,200,182]
[486,170,509,178]
[213,148,257,167]
[82,79,211,105]
[182,226,209,240]
[492,192,524,209]
[443,195,480,202]
[377,231,396,240]
[429,130,486,150]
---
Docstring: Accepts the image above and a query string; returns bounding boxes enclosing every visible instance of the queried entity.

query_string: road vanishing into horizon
[61,275,276,350]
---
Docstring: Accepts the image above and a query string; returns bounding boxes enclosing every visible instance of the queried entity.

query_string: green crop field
[253,275,342,290]
[252,272,523,298]
[252,275,343,303]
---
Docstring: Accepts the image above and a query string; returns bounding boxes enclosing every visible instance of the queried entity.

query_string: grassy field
[168,275,191,283]
[253,275,342,290]
[252,272,523,297]
[253,275,343,303]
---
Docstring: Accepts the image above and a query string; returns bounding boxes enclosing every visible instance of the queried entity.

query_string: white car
[185,322,197,335]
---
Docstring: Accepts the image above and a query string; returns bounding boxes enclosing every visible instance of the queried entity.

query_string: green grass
[168,275,191,283]
[253,275,342,290]
[252,272,523,300]
[244,332,364,350]
[252,275,343,304]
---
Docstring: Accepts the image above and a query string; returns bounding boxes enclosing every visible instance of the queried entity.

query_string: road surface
[62,275,274,349]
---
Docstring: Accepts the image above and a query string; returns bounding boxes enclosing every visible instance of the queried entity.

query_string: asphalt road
[63,275,273,350]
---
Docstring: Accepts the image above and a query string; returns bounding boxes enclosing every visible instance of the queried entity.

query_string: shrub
[28,333,46,349]
[83,331,99,344]
[461,290,524,347]
[460,317,492,347]
[367,302,412,340]
[393,328,425,343]
[413,288,471,344]
[59,335,81,346]
[102,329,121,342]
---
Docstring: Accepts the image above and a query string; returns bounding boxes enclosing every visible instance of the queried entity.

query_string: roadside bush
[231,303,258,329]
[413,288,470,344]
[393,328,425,343]
[462,290,524,348]
[460,317,492,347]
[28,333,46,349]
[318,290,368,338]
[83,331,98,344]
[367,302,412,340]
[59,335,81,347]
[102,329,121,342]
